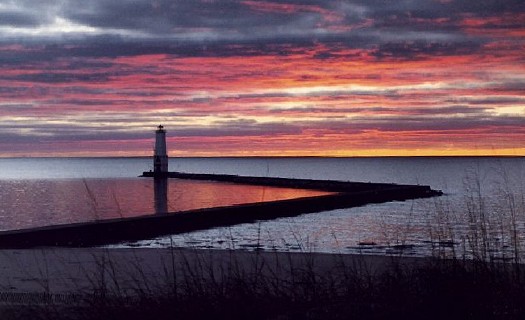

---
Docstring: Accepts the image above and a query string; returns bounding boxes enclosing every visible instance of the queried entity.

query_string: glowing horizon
[1,0,524,157]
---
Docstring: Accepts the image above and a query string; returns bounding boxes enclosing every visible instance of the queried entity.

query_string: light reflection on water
[135,193,525,259]
[0,178,329,231]
[123,157,525,259]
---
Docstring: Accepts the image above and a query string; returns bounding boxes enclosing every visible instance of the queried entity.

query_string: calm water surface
[0,158,327,231]
[1,157,524,258]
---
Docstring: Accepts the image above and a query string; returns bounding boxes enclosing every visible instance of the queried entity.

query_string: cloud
[0,0,522,45]
[0,0,524,156]
[0,11,48,28]
[447,96,525,105]
[4,71,113,83]
[372,41,482,60]
[301,113,525,135]
[174,120,302,137]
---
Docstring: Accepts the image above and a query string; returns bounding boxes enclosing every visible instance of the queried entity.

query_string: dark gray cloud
[3,72,113,83]
[3,0,521,45]
[353,115,525,133]
[0,40,316,69]
[372,41,482,60]
[0,11,47,27]
[446,96,525,105]
[299,113,525,134]
[173,121,302,137]
[0,1,58,28]
[269,105,491,115]
[1,0,522,66]
[489,80,525,94]
[61,0,303,35]
[358,0,524,25]
[412,105,490,115]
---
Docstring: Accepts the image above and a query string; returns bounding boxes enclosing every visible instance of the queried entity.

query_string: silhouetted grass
[3,247,525,320]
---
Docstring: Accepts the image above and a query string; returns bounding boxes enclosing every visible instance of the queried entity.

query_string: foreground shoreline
[2,247,525,319]
[0,247,428,297]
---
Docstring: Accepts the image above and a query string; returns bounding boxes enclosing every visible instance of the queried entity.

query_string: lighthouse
[153,125,168,174]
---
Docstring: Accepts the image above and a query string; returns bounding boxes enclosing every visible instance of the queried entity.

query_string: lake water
[0,158,328,231]
[0,157,524,258]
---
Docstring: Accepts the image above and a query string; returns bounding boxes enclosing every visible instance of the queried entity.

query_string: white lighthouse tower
[154,125,168,174]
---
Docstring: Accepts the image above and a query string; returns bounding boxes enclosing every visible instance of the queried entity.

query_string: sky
[0,0,524,157]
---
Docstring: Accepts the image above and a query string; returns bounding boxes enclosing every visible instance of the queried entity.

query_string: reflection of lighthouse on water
[154,177,168,214]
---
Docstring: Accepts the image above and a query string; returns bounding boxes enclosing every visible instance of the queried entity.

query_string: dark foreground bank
[0,248,523,320]
[0,174,441,248]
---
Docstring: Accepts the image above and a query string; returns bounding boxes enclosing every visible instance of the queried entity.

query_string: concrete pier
[142,171,441,194]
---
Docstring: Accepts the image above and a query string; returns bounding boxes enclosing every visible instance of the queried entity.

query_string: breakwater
[141,171,441,193]
[0,172,442,248]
